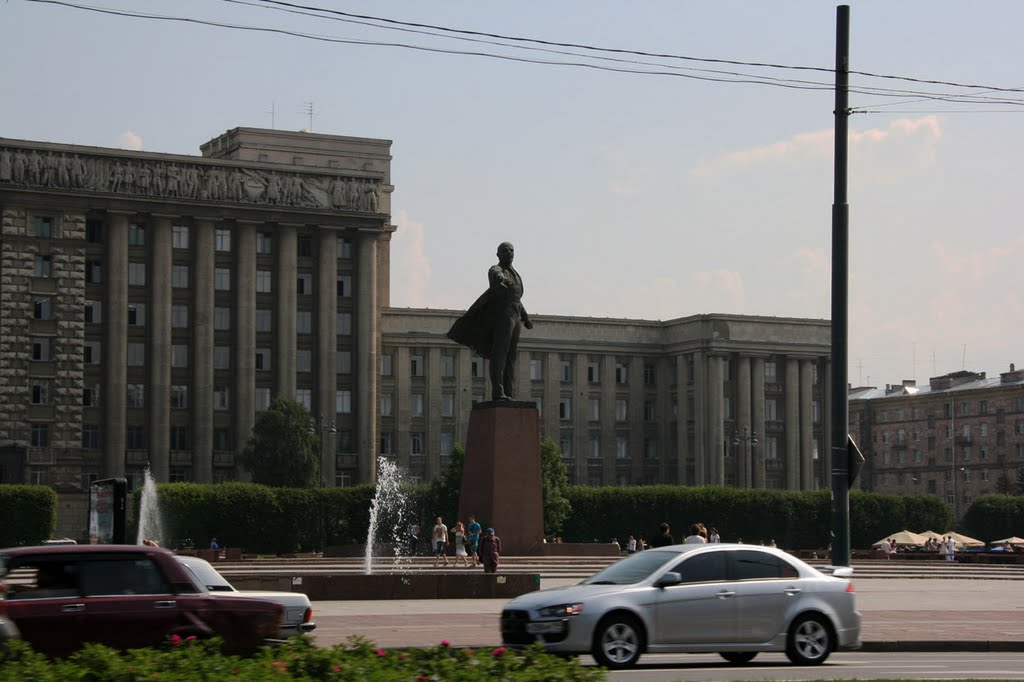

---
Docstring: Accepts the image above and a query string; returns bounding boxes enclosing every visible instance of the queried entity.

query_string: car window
[671,550,728,584]
[582,551,677,585]
[81,557,172,596]
[3,558,81,599]
[731,550,800,580]
[178,559,234,592]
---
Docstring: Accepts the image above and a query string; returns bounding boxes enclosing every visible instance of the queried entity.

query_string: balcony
[955,436,973,446]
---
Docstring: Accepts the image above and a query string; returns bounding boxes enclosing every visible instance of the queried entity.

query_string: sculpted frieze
[0,146,382,212]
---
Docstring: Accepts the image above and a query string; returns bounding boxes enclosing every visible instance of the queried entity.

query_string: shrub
[962,494,1024,540]
[0,485,56,547]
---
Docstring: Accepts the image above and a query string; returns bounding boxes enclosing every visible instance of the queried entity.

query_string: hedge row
[559,486,954,549]
[961,494,1024,540]
[0,485,56,548]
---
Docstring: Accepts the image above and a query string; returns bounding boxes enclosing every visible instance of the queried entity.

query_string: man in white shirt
[432,517,449,567]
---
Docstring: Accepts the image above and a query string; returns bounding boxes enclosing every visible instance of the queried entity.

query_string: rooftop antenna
[300,101,317,132]
[962,344,967,369]
[267,100,276,129]
[912,341,916,382]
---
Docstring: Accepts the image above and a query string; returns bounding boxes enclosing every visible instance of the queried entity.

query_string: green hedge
[560,486,952,550]
[961,494,1024,540]
[0,485,57,548]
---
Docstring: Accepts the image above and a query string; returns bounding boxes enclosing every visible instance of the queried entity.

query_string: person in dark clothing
[650,522,674,548]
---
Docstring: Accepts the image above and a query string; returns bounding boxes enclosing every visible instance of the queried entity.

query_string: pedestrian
[610,537,621,553]
[650,522,674,548]
[432,516,449,567]
[945,535,956,562]
[479,527,502,574]
[452,521,470,567]
[637,534,647,551]
[209,537,219,550]
[684,524,706,544]
[466,515,482,565]
[709,527,721,543]
[408,521,420,557]
[626,535,637,554]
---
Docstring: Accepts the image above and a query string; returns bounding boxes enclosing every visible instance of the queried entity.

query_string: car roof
[1,544,172,557]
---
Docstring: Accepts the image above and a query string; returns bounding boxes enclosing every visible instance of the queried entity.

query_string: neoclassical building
[1,127,833,537]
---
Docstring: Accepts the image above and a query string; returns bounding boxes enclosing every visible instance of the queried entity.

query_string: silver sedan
[501,544,860,669]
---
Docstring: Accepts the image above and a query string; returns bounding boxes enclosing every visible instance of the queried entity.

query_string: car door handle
[784,587,802,595]
[716,590,735,599]
[154,600,177,609]
[61,603,85,613]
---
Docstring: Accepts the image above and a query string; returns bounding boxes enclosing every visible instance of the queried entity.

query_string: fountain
[135,467,163,546]
[363,457,410,574]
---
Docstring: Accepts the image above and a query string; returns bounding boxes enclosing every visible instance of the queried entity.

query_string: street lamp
[312,414,337,487]
[732,426,758,486]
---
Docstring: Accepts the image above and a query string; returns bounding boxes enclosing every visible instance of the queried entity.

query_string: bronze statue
[448,242,533,400]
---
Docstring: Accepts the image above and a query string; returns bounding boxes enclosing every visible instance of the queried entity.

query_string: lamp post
[732,426,758,485]
[310,414,336,556]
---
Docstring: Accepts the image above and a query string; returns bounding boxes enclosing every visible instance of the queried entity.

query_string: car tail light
[303,607,313,624]
[845,581,855,593]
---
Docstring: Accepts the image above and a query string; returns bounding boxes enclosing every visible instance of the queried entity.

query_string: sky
[2,0,1023,389]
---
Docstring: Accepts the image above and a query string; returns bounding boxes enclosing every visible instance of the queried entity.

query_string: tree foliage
[239,397,320,488]
[0,485,57,546]
[540,438,572,537]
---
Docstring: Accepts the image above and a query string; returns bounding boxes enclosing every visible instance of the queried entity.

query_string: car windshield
[178,558,235,592]
[581,550,677,585]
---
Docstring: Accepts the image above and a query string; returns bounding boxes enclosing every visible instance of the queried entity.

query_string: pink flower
[375,648,387,657]
[492,647,507,657]
[184,635,197,643]
[170,634,182,647]
[417,677,429,681]
[271,661,287,672]
[440,640,450,647]
[332,665,342,672]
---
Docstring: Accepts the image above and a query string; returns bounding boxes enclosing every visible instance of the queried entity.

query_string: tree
[540,437,572,537]
[240,397,320,487]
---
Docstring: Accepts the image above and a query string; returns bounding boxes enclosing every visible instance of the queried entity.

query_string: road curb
[861,641,1024,652]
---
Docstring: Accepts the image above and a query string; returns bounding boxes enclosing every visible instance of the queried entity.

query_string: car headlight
[537,603,584,617]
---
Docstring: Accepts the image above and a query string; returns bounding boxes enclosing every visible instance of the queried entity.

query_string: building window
[643,363,656,385]
[440,355,455,378]
[35,255,52,278]
[295,388,311,409]
[33,298,52,320]
[530,359,543,381]
[256,232,272,255]
[84,341,101,364]
[171,344,189,368]
[86,219,103,243]
[560,435,572,458]
[411,393,425,417]
[170,426,190,451]
[336,390,352,414]
[213,429,232,452]
[213,385,229,410]
[411,432,424,455]
[172,265,189,288]
[31,380,49,405]
[85,300,101,324]
[255,309,271,332]
[616,399,628,422]
[127,343,145,366]
[127,383,145,408]
[215,228,231,252]
[30,424,49,448]
[35,216,54,238]
[209,346,227,369]
[85,259,102,283]
[255,387,271,411]
[255,348,271,371]
[296,272,312,295]
[380,393,392,417]
[128,223,145,246]
[337,237,352,259]
[83,384,100,407]
[561,361,572,382]
[411,354,424,377]
[766,399,779,422]
[296,349,312,372]
[297,236,313,258]
[380,354,393,376]
[587,361,600,383]
[442,393,455,417]
[126,425,146,450]
[337,275,352,297]
[255,270,272,293]
[128,262,146,286]
[31,337,50,361]
[380,431,393,455]
[170,385,188,409]
[589,398,600,421]
[297,311,312,334]
[644,400,656,422]
[172,225,189,249]
[215,307,231,331]
[337,351,352,374]
[82,424,101,450]
[615,362,628,384]
[127,303,146,327]
[215,267,232,291]
[645,437,657,460]
[337,312,352,336]
[170,305,189,328]
[589,436,601,459]
[559,398,572,420]
[440,432,454,456]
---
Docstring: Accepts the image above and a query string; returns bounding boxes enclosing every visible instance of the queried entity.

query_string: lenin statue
[447,242,533,400]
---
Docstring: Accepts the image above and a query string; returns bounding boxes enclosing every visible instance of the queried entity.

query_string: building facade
[850,367,1024,519]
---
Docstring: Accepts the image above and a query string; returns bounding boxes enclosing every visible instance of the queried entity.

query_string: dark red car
[0,544,282,656]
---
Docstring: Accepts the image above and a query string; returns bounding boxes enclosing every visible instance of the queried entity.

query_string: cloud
[389,210,432,307]
[691,116,941,180]
[114,131,143,150]
[691,268,746,314]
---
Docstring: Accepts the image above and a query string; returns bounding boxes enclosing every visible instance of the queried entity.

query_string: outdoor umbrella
[943,531,984,548]
[990,536,1024,548]
[872,530,927,547]
[918,530,945,542]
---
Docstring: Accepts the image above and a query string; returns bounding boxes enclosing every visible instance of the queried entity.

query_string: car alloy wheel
[786,614,833,665]
[593,615,642,669]
[719,651,758,665]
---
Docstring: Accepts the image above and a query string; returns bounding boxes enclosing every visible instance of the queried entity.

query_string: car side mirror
[656,571,682,588]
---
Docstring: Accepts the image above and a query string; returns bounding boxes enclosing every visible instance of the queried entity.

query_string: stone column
[573,352,589,486]
[629,356,644,484]
[693,351,706,485]
[675,355,689,486]
[736,355,752,488]
[274,224,297,399]
[601,355,616,486]
[785,358,801,490]
[751,356,766,489]
[316,228,338,486]
[103,212,129,479]
[147,216,172,482]
[426,346,442,480]
[355,232,379,484]
[543,351,561,443]
[192,219,215,483]
[800,359,815,489]
[707,354,725,486]
[234,222,256,476]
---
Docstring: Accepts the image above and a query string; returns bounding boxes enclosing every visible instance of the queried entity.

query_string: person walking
[452,521,470,567]
[709,528,721,543]
[626,535,637,554]
[650,522,674,548]
[945,535,956,562]
[684,524,707,544]
[432,517,449,567]
[479,527,502,574]
[466,515,482,566]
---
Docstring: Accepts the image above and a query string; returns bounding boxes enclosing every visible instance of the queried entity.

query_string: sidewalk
[308,577,1024,651]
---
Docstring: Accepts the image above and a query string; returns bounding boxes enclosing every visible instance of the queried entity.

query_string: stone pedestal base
[458,402,543,555]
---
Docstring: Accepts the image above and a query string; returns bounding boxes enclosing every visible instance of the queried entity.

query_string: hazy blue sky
[3,1,1022,388]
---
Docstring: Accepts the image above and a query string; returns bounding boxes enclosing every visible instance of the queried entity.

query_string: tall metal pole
[830,5,852,566]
